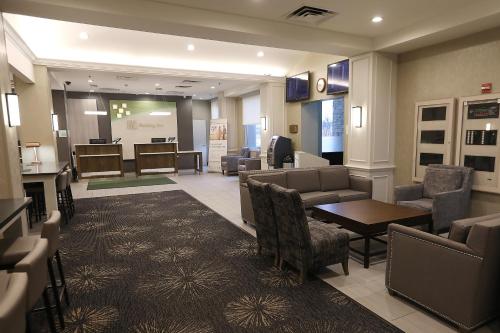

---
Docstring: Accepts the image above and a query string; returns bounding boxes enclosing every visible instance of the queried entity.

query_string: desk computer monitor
[89,138,106,144]
[151,138,167,143]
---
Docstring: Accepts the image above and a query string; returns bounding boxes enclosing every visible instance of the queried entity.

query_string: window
[244,124,261,149]
[242,94,261,148]
[211,99,219,119]
[321,98,344,153]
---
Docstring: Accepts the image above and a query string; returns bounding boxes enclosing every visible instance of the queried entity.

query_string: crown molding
[3,18,36,62]
[34,58,285,83]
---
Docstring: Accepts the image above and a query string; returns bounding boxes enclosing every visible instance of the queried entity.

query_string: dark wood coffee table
[312,199,432,268]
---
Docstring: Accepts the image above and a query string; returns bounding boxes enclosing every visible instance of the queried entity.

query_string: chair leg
[299,268,307,284]
[257,245,262,255]
[278,258,284,270]
[273,251,279,267]
[42,288,57,333]
[342,260,349,276]
[55,250,70,306]
[48,258,65,329]
[26,312,32,333]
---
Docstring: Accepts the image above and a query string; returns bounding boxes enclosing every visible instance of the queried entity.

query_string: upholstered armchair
[247,179,279,265]
[238,156,261,172]
[221,147,251,175]
[394,164,473,233]
[269,184,350,283]
[386,214,500,332]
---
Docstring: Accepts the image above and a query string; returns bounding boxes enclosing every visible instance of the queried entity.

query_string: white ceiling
[50,68,255,98]
[3,0,499,56]
[159,0,471,37]
[4,13,308,77]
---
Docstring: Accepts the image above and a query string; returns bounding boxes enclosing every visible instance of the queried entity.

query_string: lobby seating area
[2,2,500,332]
[239,165,372,225]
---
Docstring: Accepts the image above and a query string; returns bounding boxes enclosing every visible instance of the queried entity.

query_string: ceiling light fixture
[150,111,172,116]
[210,86,215,89]
[155,83,160,87]
[88,76,93,83]
[84,111,107,116]
[144,92,150,95]
[89,89,95,93]
[257,51,264,57]
[371,16,383,23]
[79,32,89,40]
[187,44,195,51]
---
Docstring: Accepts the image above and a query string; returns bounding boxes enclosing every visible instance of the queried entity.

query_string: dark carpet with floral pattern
[35,190,402,332]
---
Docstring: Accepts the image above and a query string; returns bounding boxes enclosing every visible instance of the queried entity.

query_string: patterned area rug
[87,175,176,190]
[35,191,402,332]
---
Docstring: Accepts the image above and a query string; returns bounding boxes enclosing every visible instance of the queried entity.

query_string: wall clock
[317,78,326,93]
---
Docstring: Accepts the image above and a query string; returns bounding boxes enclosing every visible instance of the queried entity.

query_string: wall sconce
[6,93,21,127]
[351,106,362,128]
[51,114,59,131]
[261,116,267,131]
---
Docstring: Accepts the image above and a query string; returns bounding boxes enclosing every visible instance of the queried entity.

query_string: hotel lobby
[1,1,500,332]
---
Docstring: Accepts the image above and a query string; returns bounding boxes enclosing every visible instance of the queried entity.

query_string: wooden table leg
[363,236,370,269]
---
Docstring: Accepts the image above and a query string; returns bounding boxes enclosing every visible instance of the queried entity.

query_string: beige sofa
[239,166,372,225]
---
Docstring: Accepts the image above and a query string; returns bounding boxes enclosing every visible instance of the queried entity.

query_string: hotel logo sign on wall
[208,118,228,172]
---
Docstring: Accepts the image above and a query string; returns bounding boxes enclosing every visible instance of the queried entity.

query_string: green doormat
[87,175,176,190]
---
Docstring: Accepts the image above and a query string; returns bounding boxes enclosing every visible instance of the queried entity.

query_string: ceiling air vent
[175,85,192,89]
[164,91,184,95]
[286,5,337,25]
[182,79,201,83]
[116,75,138,81]
[99,87,121,92]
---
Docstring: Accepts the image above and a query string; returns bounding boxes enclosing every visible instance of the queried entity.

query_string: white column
[217,92,238,151]
[346,52,397,202]
[259,82,285,168]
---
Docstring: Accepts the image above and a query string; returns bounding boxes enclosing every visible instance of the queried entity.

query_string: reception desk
[75,144,124,179]
[134,142,178,176]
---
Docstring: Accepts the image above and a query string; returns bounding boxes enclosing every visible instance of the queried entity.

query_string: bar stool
[24,182,46,225]
[0,211,69,330]
[56,172,70,224]
[12,239,56,332]
[0,271,28,333]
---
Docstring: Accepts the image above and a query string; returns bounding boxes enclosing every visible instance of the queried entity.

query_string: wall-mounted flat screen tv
[286,71,310,102]
[327,59,349,95]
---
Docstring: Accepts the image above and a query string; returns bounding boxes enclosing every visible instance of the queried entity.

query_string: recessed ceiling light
[90,89,94,93]
[79,32,89,40]
[257,51,264,57]
[87,76,93,83]
[145,92,150,95]
[210,86,215,89]
[187,44,195,51]
[155,83,160,87]
[193,94,196,97]
[372,16,383,23]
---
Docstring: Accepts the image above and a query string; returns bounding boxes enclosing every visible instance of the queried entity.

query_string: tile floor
[69,171,500,333]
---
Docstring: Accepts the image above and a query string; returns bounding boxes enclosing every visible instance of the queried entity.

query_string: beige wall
[15,65,58,162]
[285,53,346,149]
[396,27,500,216]
[0,14,23,199]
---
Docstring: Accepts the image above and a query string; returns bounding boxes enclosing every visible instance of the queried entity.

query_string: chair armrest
[386,223,483,327]
[349,175,372,196]
[432,189,467,231]
[393,184,424,202]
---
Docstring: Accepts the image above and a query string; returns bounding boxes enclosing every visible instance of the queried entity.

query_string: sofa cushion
[300,191,339,208]
[286,169,321,193]
[248,172,287,188]
[319,167,350,191]
[397,198,433,211]
[330,189,370,202]
[423,168,463,198]
[448,213,500,243]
